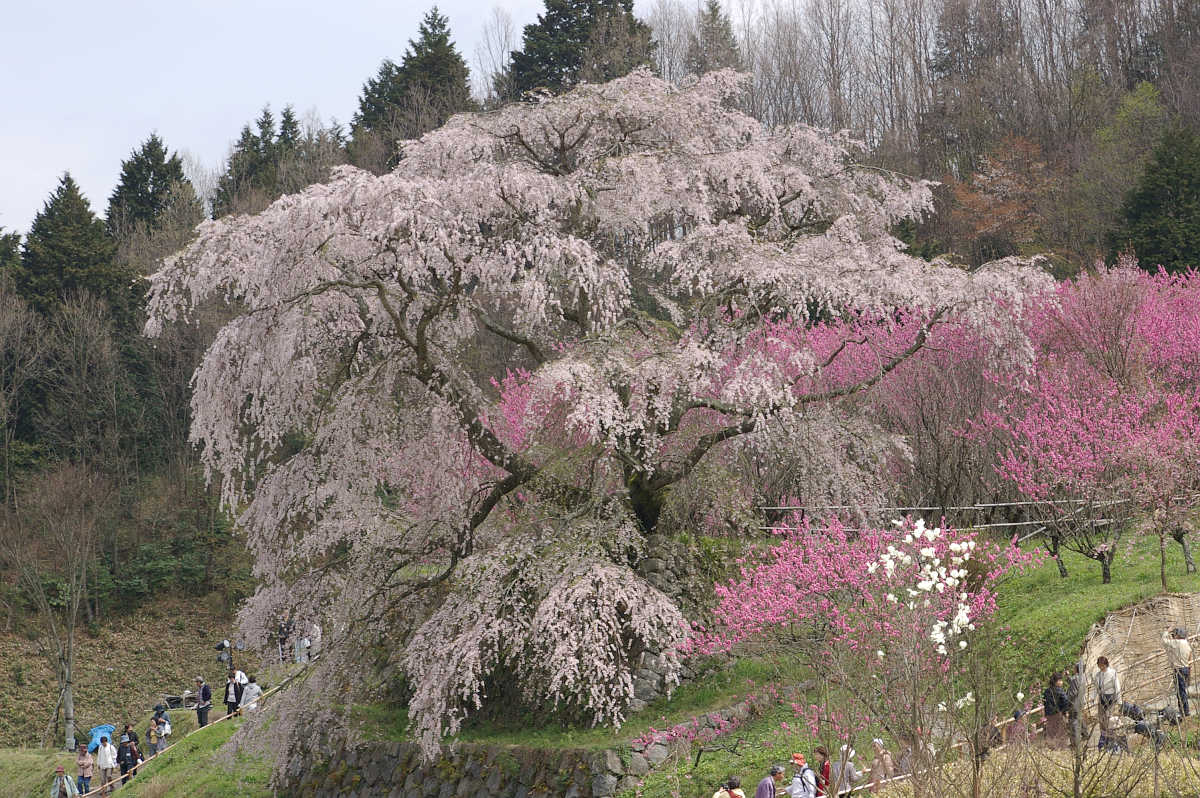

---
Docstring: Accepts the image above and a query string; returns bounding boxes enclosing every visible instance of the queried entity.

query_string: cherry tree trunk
[1100,555,1112,584]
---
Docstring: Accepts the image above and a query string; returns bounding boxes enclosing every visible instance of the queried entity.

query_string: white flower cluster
[875,520,978,655]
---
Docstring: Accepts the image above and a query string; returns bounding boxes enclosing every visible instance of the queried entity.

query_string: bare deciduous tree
[1,464,110,750]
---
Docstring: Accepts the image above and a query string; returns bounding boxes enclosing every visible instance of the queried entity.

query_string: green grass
[994,535,1200,686]
[120,717,271,798]
[0,747,75,798]
[357,655,809,751]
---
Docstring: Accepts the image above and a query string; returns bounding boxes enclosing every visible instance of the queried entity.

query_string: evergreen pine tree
[1111,125,1200,273]
[0,230,18,273]
[350,7,475,170]
[684,0,740,76]
[278,105,302,153]
[15,174,127,318]
[105,134,193,235]
[213,124,265,218]
[508,0,652,97]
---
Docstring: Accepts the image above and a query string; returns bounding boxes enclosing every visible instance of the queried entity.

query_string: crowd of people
[712,626,1197,798]
[48,667,266,797]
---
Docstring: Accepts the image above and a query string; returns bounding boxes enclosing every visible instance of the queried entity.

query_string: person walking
[755,765,786,798]
[121,723,138,748]
[224,670,244,717]
[154,704,172,751]
[239,675,264,712]
[785,753,817,798]
[713,777,747,798]
[95,735,117,797]
[195,676,213,727]
[833,745,862,796]
[50,764,80,798]
[1163,627,1192,717]
[74,743,93,794]
[147,718,161,756]
[1042,671,1071,747]
[117,735,136,785]
[1093,657,1121,732]
[813,747,832,797]
[868,739,894,793]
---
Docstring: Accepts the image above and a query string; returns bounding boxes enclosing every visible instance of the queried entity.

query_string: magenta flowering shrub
[691,516,1038,772]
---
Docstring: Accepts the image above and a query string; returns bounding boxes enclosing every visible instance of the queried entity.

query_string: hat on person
[1176,627,1188,639]
[840,744,856,759]
[194,676,204,683]
[791,752,806,766]
[872,738,884,747]
[55,765,64,773]
[120,734,129,743]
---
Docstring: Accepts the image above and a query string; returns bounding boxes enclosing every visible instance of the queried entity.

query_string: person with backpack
[785,753,817,798]
[147,718,161,755]
[713,777,747,798]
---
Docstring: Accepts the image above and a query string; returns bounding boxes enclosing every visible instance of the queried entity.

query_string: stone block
[644,743,670,766]
[627,752,649,776]
[593,772,619,796]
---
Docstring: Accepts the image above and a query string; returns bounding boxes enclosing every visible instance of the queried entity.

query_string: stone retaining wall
[284,681,802,798]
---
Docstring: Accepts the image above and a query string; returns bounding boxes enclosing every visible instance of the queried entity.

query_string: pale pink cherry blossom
[146,68,1048,766]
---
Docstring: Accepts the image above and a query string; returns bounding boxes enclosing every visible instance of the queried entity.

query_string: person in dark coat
[195,676,213,727]
[1042,671,1071,746]
[223,670,244,717]
[116,735,136,784]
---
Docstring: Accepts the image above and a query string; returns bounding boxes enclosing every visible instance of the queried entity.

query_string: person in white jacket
[784,752,817,798]
[1093,656,1121,731]
[95,736,118,797]
[1163,627,1192,716]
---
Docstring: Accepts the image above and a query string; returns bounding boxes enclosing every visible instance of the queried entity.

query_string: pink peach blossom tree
[989,263,1200,586]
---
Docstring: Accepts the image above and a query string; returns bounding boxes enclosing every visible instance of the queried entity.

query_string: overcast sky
[0,0,605,236]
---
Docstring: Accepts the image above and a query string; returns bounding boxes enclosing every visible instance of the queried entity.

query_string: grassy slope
[0,598,234,748]
[995,536,1200,685]
[120,717,271,798]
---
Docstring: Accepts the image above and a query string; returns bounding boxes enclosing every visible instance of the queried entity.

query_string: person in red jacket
[813,747,831,796]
